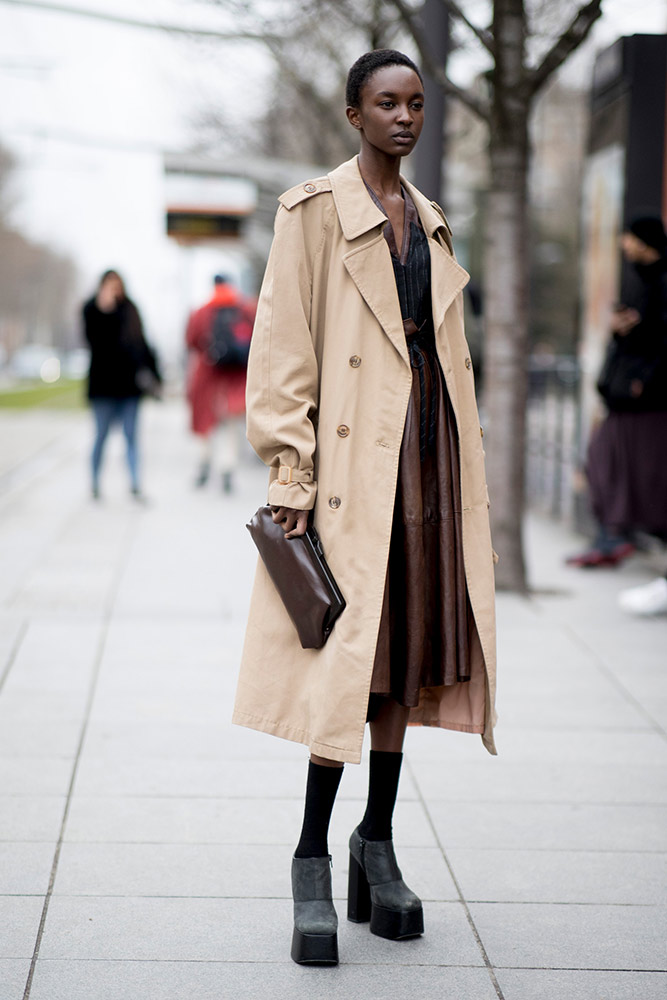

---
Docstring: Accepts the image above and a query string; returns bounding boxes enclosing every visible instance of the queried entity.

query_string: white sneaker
[618,577,667,616]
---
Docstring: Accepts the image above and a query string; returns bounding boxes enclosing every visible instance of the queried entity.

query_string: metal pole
[413,0,450,204]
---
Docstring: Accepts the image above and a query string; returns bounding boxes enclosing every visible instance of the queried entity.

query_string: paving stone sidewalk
[0,400,666,1000]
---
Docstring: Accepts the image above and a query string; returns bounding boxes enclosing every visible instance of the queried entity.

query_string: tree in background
[388,0,602,590]
[0,145,77,361]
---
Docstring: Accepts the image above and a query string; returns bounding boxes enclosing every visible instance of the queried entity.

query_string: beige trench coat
[233,156,497,764]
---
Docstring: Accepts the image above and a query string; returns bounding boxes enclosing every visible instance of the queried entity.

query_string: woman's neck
[357,147,403,200]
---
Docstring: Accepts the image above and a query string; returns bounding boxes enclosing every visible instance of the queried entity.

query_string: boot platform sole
[369,903,424,940]
[291,927,339,965]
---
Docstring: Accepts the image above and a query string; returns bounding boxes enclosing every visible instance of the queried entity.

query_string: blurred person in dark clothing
[185,274,254,493]
[567,216,667,572]
[83,269,161,501]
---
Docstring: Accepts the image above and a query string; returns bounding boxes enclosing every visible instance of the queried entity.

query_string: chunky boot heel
[348,826,424,941]
[291,856,339,965]
[347,853,372,922]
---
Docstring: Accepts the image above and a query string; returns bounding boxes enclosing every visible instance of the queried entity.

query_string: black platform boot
[291,856,339,965]
[347,826,423,940]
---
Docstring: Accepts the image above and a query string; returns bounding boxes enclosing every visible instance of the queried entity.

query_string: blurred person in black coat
[567,216,667,594]
[83,270,161,500]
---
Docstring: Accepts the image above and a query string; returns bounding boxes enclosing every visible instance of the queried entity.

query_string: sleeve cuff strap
[273,465,314,485]
[267,479,317,511]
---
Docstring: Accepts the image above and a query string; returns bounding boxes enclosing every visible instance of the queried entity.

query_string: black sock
[357,750,403,841]
[294,761,344,858]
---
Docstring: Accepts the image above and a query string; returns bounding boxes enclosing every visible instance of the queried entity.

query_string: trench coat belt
[404,317,438,463]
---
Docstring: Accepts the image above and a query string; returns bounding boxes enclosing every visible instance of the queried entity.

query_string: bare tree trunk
[413,0,449,203]
[483,134,530,590]
[482,0,530,591]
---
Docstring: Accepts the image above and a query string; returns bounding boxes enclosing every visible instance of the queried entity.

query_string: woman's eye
[380,101,394,108]
[411,103,424,111]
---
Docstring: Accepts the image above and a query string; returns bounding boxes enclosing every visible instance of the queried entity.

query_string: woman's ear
[346,106,361,130]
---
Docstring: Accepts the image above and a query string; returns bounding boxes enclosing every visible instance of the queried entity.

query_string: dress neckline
[363,180,420,266]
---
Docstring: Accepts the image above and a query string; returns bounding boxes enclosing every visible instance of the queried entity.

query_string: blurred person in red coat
[185,275,255,493]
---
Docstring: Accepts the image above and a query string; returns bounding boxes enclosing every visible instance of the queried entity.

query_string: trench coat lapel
[330,158,409,366]
[403,178,471,408]
[401,178,472,346]
[428,237,470,366]
[329,158,470,370]
[342,238,409,365]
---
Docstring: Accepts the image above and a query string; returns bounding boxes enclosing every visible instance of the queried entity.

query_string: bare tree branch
[263,37,354,154]
[437,0,494,53]
[0,0,279,39]
[525,0,603,95]
[389,0,492,120]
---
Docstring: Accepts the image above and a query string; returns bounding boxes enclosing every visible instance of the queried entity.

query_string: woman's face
[102,275,124,303]
[348,64,424,158]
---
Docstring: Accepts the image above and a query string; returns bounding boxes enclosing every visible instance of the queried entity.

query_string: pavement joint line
[404,757,507,1000]
[21,515,139,1000]
[15,957,493,967]
[0,618,28,696]
[562,623,667,742]
[17,894,665,907]
[10,840,666,854]
[0,437,81,507]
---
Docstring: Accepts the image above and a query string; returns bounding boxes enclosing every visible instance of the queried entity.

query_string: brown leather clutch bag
[246,505,346,649]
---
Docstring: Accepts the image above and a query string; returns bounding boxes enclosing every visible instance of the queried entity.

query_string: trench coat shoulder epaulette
[278,176,333,210]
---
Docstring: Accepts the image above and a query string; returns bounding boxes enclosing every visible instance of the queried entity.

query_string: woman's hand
[610,306,640,335]
[271,506,309,539]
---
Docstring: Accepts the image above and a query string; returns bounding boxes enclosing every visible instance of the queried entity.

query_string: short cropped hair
[346,49,423,108]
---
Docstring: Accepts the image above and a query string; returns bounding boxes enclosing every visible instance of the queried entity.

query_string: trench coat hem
[409,719,484,734]
[232,707,496,762]
[231,709,363,764]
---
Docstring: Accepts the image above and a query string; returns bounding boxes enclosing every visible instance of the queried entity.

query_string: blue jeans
[91,397,140,492]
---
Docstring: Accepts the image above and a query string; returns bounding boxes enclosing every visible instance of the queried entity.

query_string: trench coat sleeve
[245,202,323,510]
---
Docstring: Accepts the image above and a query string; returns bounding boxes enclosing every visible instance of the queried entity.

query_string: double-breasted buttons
[304,183,316,193]
[337,425,350,438]
[328,496,341,509]
[465,357,472,370]
[349,355,361,368]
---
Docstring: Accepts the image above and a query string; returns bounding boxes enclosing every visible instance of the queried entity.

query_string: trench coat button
[304,183,316,193]
[349,355,361,368]
[337,424,350,438]
[465,357,472,370]
[328,496,341,509]
[480,426,484,437]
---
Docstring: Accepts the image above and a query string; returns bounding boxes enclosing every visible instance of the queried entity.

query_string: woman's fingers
[270,506,309,537]
[285,510,309,539]
[270,505,288,525]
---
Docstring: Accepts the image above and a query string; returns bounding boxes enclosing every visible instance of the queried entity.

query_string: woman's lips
[392,133,414,144]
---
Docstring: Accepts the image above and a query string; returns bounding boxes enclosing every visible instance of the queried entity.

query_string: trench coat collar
[328,156,450,242]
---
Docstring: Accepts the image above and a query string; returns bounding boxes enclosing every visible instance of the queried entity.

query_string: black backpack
[207,306,250,369]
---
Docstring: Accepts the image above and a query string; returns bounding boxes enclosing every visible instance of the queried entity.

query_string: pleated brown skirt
[371,335,474,707]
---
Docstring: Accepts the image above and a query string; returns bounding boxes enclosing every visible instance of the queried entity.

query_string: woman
[567,216,667,568]
[83,269,161,500]
[234,50,497,965]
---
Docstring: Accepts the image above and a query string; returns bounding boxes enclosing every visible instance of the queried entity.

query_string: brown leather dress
[369,185,473,708]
